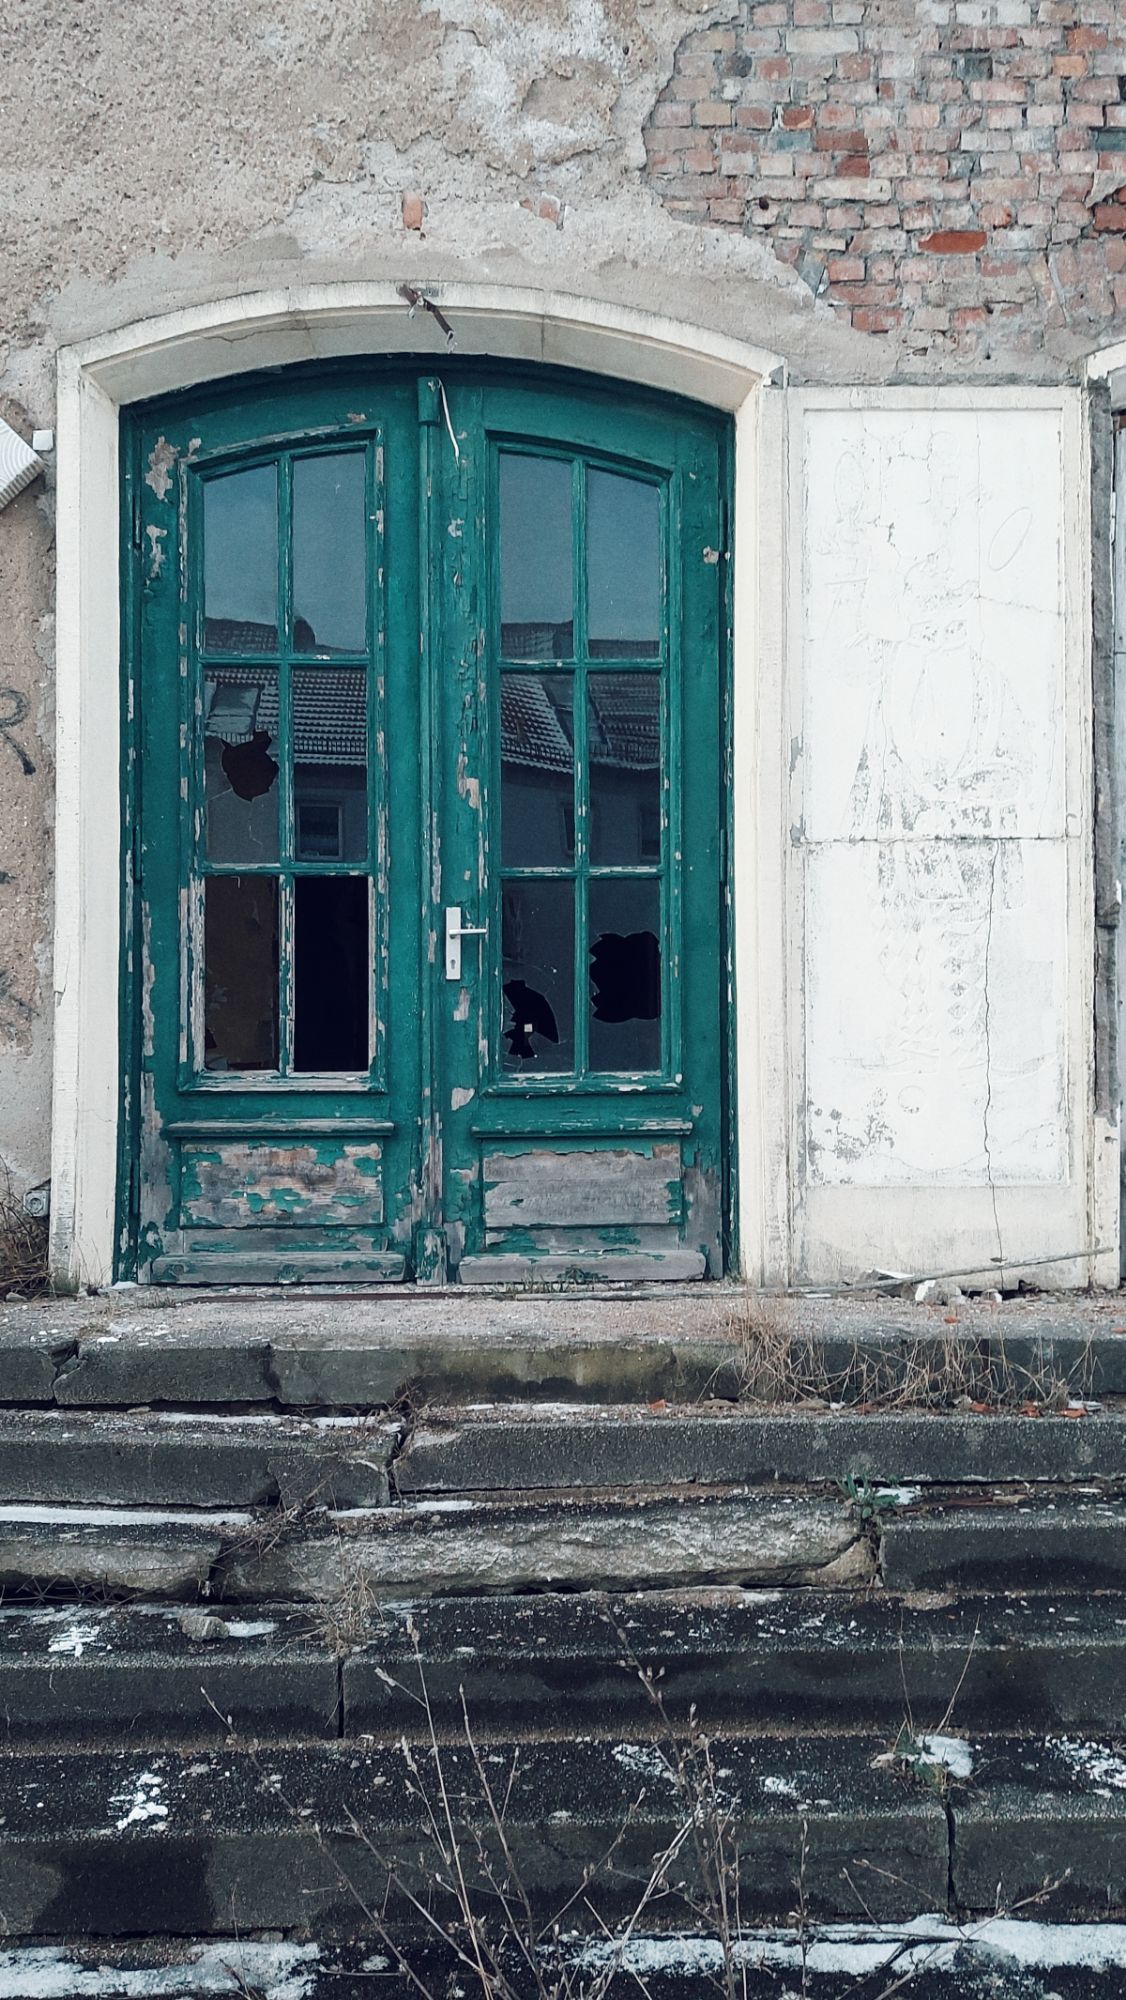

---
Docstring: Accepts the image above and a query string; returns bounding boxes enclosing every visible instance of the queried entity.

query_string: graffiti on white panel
[801,411,1064,844]
[805,839,1067,1187]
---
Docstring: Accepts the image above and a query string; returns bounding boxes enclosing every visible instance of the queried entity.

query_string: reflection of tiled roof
[589,680,660,770]
[203,615,344,654]
[501,674,658,774]
[501,620,573,662]
[205,667,366,764]
[501,676,572,773]
[204,617,279,655]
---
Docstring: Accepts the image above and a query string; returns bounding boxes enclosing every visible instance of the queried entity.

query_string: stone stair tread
[221,1487,874,1598]
[394,1407,1126,1492]
[340,1585,1126,1733]
[3,1735,1126,1932]
[0,1601,339,1742]
[0,1408,400,1508]
[4,1293,1126,1410]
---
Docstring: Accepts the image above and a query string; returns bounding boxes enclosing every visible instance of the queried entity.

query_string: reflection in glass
[293,452,367,654]
[293,669,368,862]
[293,876,370,1072]
[204,668,280,863]
[588,876,661,1072]
[203,464,279,652]
[502,880,574,1072]
[588,675,661,866]
[587,470,660,658]
[500,454,573,660]
[500,673,575,867]
[204,876,279,1070]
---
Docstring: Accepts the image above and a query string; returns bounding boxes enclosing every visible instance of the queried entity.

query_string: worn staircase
[0,1291,1125,1997]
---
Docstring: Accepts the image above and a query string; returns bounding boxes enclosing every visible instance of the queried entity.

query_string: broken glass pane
[500,453,574,660]
[500,673,575,868]
[204,875,279,1071]
[293,875,370,1072]
[501,880,574,1072]
[293,668,368,863]
[588,675,661,866]
[203,463,278,653]
[587,470,660,658]
[204,667,280,863]
[293,452,367,654]
[588,876,661,1072]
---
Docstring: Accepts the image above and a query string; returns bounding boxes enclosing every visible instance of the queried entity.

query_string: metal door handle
[445,905,488,981]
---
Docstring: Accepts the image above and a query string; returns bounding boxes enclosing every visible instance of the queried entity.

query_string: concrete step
[2,1732,1125,1934]
[881,1491,1126,1591]
[5,1589,1123,1744]
[0,1504,249,1597]
[5,1295,1126,1410]
[1,1488,1120,1604]
[0,1409,400,1508]
[340,1588,1126,1738]
[0,1602,340,1742]
[0,1734,948,1933]
[393,1405,1126,1492]
[4,1925,1126,1998]
[220,1488,876,1599]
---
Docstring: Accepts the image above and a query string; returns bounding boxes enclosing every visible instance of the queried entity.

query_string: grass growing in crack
[837,1474,904,1527]
[723,1291,1095,1415]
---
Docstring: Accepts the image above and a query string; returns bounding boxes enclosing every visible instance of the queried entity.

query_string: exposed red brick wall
[643,3,1126,355]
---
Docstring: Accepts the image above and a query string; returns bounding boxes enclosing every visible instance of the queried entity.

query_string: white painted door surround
[49,287,1113,1290]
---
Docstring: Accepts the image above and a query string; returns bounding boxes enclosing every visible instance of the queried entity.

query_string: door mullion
[278,454,294,1076]
[573,459,589,1079]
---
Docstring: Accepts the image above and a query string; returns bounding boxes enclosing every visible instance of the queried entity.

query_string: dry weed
[725,1290,1094,1414]
[0,1168,50,1299]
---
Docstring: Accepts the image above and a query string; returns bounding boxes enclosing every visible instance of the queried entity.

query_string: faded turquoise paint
[122,363,729,1283]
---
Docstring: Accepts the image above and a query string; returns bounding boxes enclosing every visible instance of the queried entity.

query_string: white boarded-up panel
[792,391,1088,1254]
[802,407,1065,843]
[804,840,1067,1186]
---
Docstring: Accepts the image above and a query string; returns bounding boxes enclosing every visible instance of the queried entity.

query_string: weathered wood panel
[483,1145,681,1228]
[179,1142,384,1229]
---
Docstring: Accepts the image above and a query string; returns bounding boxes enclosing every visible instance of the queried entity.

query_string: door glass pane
[293,876,370,1072]
[588,876,661,1072]
[499,454,573,660]
[203,464,278,653]
[204,668,280,863]
[204,875,279,1071]
[587,470,660,659]
[500,673,575,867]
[588,675,661,866]
[502,880,574,1073]
[293,668,368,862]
[293,452,367,654]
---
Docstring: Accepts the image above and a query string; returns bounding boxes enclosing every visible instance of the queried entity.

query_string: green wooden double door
[126,366,730,1284]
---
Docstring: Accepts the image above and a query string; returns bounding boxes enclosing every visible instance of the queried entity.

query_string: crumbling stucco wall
[0,0,1120,1231]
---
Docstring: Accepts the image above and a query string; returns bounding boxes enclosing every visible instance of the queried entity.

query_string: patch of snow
[611,1743,674,1787]
[0,1505,252,1528]
[760,1774,800,1798]
[0,1940,320,1997]
[47,1621,105,1659]
[571,1914,1126,1979]
[874,1485,922,1507]
[110,1769,169,1833]
[916,1734,973,1778]
[222,1619,278,1639]
[1055,1737,1126,1794]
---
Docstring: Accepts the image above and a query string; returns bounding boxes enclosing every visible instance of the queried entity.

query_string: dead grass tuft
[0,1169,51,1300]
[725,1289,1094,1413]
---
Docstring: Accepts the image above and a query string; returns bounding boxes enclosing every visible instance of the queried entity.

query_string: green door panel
[122,365,730,1284]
